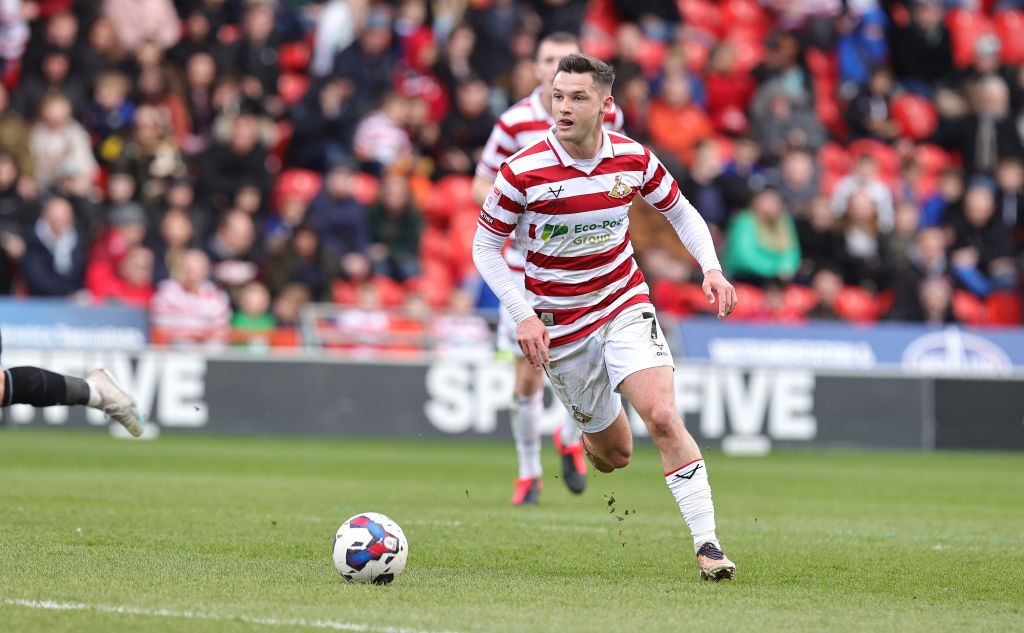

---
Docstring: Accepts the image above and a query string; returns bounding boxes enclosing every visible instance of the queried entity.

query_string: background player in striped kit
[472,32,623,506]
[472,53,739,580]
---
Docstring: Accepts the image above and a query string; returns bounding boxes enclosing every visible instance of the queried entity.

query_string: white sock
[559,420,582,447]
[85,381,102,408]
[511,392,543,479]
[665,458,720,553]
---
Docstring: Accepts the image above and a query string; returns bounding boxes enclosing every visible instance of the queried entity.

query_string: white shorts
[496,306,522,356]
[544,305,673,434]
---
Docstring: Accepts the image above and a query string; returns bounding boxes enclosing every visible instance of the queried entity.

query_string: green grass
[0,430,1022,633]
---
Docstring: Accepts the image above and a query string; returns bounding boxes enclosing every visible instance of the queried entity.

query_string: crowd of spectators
[0,0,1022,350]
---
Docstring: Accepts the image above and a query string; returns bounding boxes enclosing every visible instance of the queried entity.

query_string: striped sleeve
[477,164,525,238]
[475,120,518,181]
[641,150,721,273]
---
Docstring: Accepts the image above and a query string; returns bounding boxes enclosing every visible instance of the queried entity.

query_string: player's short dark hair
[534,32,579,59]
[556,53,615,92]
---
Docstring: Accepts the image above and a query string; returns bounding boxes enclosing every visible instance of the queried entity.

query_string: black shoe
[553,426,588,494]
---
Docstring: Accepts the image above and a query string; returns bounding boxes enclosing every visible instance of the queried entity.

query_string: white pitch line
[2,599,462,633]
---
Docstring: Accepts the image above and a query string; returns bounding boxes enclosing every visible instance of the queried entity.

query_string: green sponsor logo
[540,224,569,241]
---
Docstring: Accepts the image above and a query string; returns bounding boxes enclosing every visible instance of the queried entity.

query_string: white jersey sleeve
[472,167,534,324]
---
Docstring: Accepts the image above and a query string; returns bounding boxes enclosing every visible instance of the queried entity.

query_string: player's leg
[510,356,543,505]
[579,408,632,472]
[553,410,587,494]
[0,365,145,437]
[618,366,734,580]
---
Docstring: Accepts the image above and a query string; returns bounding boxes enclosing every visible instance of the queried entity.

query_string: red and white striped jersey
[475,87,624,183]
[151,279,231,340]
[478,129,687,348]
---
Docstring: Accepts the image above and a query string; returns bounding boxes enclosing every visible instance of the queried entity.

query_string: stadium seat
[720,0,770,37]
[819,143,853,175]
[986,291,1022,325]
[915,144,954,176]
[270,120,293,166]
[729,283,764,319]
[848,139,900,180]
[353,173,380,206]
[275,168,322,207]
[678,0,721,39]
[890,94,938,140]
[995,10,1024,65]
[277,73,309,106]
[278,41,311,73]
[635,38,668,78]
[783,284,820,315]
[953,290,987,325]
[683,40,711,74]
[834,286,879,323]
[217,23,242,45]
[726,35,765,74]
[429,175,476,222]
[947,9,995,67]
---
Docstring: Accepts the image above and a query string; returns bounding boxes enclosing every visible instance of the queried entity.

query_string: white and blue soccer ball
[332,512,408,584]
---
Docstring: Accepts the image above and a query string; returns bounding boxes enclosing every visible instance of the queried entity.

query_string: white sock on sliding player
[512,392,542,479]
[665,458,720,553]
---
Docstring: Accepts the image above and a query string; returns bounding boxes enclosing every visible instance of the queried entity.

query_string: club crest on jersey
[608,175,631,199]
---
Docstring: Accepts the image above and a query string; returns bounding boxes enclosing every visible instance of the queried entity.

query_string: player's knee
[607,446,631,469]
[646,405,682,441]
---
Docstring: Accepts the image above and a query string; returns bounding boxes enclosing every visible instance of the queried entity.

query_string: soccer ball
[332,512,408,584]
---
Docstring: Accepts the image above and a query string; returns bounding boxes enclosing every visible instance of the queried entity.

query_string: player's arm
[471,169,549,368]
[639,151,738,318]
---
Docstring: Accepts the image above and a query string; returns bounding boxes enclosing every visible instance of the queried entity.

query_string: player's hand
[516,316,550,370]
[703,269,738,318]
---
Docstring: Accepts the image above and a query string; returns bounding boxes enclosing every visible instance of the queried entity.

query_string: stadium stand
[0,0,1022,351]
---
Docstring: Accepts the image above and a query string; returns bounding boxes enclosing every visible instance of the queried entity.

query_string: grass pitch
[0,429,1022,633]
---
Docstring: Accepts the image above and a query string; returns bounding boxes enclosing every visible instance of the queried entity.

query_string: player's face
[535,41,579,91]
[552,72,611,146]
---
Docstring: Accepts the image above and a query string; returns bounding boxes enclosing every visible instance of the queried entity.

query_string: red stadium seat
[986,291,1022,325]
[635,38,668,78]
[729,283,764,319]
[819,143,853,175]
[678,0,720,39]
[277,73,309,106]
[683,39,711,74]
[783,284,820,315]
[849,139,900,180]
[430,175,476,220]
[725,35,765,74]
[275,168,321,207]
[278,41,311,73]
[890,94,938,140]
[995,10,1024,65]
[834,286,879,323]
[270,119,293,165]
[915,144,954,176]
[352,173,380,206]
[720,0,770,37]
[953,290,987,325]
[947,9,995,68]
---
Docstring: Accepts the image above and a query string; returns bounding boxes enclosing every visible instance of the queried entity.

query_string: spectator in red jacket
[88,244,154,307]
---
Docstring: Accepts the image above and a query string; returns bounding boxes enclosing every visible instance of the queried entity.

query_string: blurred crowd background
[0,0,1023,353]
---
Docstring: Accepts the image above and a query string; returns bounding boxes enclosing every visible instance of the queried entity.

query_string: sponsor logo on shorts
[571,404,592,425]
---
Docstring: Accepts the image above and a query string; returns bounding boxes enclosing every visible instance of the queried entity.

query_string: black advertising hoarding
[0,349,1019,451]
